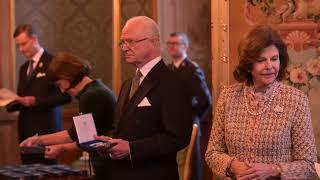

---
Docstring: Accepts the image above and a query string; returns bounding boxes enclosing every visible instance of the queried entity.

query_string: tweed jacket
[205,82,317,179]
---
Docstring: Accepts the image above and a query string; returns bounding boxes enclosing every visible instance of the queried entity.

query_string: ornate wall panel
[15,0,113,87]
[14,1,113,152]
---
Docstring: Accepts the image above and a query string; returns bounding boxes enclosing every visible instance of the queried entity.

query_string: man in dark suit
[6,24,71,164]
[167,32,212,180]
[95,16,192,180]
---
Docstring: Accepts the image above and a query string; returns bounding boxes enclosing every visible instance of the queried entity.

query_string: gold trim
[112,0,122,95]
[221,0,229,86]
[151,0,158,22]
[221,54,228,63]
[211,0,230,110]
[211,0,219,111]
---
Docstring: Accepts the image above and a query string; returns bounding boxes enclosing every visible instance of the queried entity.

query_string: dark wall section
[15,0,113,87]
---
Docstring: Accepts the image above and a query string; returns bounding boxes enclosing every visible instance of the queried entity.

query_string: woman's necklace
[243,82,278,116]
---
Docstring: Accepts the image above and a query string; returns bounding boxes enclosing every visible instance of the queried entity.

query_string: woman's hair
[233,25,289,84]
[48,52,91,87]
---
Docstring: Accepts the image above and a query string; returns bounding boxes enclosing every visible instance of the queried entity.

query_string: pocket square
[137,97,151,107]
[36,72,46,78]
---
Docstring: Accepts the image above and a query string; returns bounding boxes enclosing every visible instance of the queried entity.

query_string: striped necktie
[27,60,34,78]
[129,70,142,99]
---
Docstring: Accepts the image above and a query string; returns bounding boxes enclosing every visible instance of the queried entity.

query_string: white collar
[172,54,187,68]
[138,56,162,77]
[173,58,184,68]
[31,47,44,64]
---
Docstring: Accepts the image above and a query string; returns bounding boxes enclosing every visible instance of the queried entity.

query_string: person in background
[205,25,317,179]
[95,16,192,180]
[20,52,117,179]
[7,24,71,164]
[166,32,212,180]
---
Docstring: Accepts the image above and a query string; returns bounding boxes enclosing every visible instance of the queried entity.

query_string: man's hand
[108,139,129,160]
[94,135,129,160]
[16,96,35,107]
[20,134,41,147]
[94,135,112,157]
[45,144,65,159]
[94,135,112,142]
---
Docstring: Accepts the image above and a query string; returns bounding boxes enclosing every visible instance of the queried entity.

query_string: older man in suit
[95,16,192,180]
[7,24,71,164]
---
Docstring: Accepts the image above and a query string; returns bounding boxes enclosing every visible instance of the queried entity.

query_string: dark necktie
[170,64,179,72]
[129,70,142,99]
[27,60,34,78]
[173,65,179,71]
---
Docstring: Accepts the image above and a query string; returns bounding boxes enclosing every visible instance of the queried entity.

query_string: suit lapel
[26,61,40,82]
[114,77,157,131]
[120,60,165,119]
[23,51,49,87]
[23,64,38,88]
[112,80,131,131]
[117,80,131,116]
[124,77,157,116]
[19,63,30,92]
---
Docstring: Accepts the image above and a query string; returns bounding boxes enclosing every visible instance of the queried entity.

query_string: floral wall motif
[285,49,320,95]
[245,0,320,25]
[244,0,320,160]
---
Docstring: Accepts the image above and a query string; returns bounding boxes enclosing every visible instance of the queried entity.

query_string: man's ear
[30,35,39,43]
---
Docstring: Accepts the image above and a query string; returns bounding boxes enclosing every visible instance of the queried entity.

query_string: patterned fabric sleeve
[205,87,233,177]
[278,93,317,179]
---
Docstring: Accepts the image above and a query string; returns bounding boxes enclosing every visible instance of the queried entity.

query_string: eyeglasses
[118,38,148,48]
